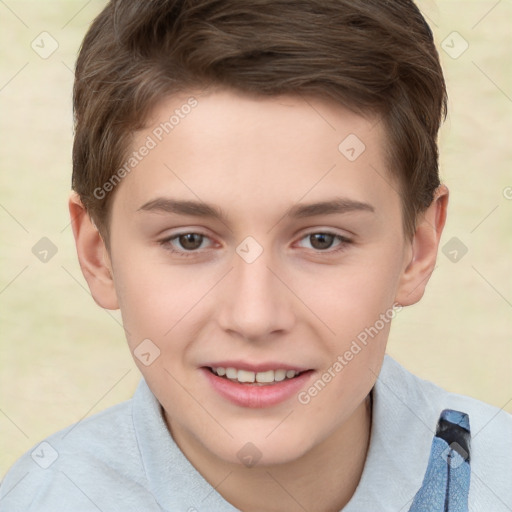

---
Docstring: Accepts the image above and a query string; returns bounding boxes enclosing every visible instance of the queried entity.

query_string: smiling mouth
[206,366,311,385]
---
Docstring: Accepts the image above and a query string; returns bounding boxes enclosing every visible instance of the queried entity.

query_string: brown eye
[309,233,336,250]
[297,232,352,254]
[159,231,212,257]
[177,233,204,250]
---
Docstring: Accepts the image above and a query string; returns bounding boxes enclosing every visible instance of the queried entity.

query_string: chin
[216,427,316,468]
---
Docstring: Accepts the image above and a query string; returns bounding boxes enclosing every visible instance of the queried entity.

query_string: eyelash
[158,231,353,258]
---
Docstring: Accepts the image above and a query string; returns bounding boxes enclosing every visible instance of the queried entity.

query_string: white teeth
[225,367,237,379]
[274,369,286,382]
[211,367,301,384]
[237,370,255,383]
[255,370,274,383]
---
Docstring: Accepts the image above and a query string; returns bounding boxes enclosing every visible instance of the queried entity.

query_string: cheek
[305,248,400,395]
[112,261,198,394]
[112,254,189,350]
[315,254,401,340]
[298,270,395,424]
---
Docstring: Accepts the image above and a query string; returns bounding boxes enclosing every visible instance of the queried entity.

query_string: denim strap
[408,409,471,512]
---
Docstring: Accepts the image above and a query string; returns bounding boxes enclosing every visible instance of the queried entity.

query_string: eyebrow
[137,196,375,222]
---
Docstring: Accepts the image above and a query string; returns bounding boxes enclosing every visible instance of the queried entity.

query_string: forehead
[112,88,399,226]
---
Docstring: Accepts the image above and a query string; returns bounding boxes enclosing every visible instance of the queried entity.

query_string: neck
[167,393,372,512]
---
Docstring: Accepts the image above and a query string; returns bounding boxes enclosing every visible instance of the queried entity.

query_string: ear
[394,184,449,306]
[68,192,119,310]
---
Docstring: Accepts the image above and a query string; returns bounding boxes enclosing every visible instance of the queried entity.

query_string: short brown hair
[72,0,447,247]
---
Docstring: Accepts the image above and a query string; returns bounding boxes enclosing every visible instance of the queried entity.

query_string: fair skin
[69,88,448,512]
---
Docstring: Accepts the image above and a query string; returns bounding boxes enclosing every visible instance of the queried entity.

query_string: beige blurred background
[0,0,511,476]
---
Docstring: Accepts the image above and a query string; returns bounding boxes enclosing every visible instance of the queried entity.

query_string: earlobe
[394,185,449,307]
[68,192,119,310]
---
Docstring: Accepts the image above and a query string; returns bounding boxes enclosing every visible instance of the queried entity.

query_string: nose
[217,247,296,342]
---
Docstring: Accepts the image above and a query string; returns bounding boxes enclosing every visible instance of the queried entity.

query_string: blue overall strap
[408,409,471,512]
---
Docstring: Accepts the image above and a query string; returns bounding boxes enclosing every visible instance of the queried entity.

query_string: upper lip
[202,360,312,373]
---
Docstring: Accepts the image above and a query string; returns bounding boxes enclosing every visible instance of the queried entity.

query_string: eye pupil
[179,233,203,250]
[310,233,335,250]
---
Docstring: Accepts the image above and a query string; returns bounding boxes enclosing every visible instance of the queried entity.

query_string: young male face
[70,88,447,468]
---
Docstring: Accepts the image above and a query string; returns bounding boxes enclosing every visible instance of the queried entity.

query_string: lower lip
[201,368,314,408]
